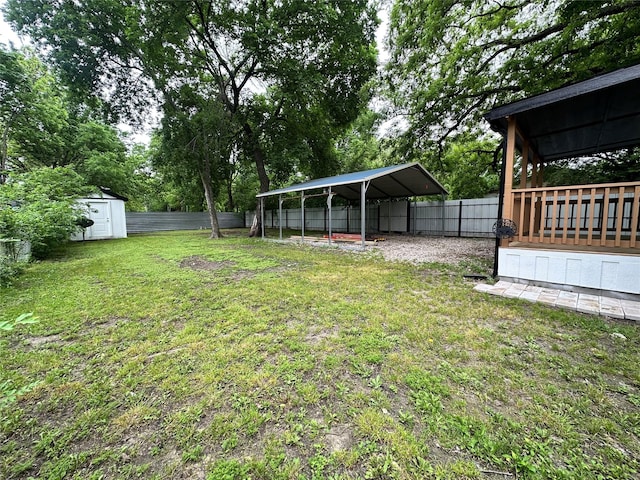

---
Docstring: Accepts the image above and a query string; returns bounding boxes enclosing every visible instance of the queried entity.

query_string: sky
[0,2,22,47]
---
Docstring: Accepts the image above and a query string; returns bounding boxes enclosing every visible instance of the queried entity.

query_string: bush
[0,167,94,260]
[0,255,25,287]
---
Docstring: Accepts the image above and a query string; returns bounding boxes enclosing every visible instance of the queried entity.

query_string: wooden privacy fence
[247,197,499,238]
[126,212,244,233]
[509,181,640,249]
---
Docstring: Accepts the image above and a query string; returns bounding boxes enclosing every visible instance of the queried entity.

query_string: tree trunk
[0,114,15,185]
[200,158,222,239]
[226,178,235,212]
[245,122,270,237]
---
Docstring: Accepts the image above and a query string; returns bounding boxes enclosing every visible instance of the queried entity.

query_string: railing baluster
[615,186,625,247]
[550,190,559,243]
[631,186,640,248]
[539,190,547,243]
[601,187,611,246]
[528,191,536,242]
[575,189,583,246]
[562,189,571,244]
[587,188,596,246]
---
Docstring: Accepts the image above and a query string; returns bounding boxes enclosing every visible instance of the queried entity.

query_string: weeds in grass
[1,230,639,479]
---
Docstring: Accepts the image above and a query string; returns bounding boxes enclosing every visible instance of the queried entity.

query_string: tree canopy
[5,0,379,234]
[384,0,640,195]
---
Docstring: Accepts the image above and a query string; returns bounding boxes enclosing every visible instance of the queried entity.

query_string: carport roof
[483,63,640,161]
[256,162,448,200]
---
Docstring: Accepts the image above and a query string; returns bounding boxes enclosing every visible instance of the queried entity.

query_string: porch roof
[484,64,640,161]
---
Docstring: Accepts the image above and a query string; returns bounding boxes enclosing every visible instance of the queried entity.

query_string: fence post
[458,200,463,237]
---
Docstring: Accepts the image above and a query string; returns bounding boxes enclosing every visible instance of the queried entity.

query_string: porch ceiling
[484,64,640,161]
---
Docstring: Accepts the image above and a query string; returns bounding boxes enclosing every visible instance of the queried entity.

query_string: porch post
[502,117,517,246]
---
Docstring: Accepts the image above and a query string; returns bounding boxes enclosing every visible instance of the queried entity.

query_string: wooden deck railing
[509,181,640,249]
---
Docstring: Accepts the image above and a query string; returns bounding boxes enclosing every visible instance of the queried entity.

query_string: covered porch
[485,64,640,297]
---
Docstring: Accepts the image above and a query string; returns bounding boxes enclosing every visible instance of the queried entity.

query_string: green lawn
[1,230,639,479]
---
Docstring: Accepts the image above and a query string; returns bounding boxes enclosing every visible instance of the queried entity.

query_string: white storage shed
[71,188,128,241]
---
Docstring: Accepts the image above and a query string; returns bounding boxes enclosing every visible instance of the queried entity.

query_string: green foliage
[335,110,389,173]
[385,0,640,188]
[436,136,499,199]
[0,312,38,331]
[0,255,24,287]
[0,45,146,207]
[544,149,640,186]
[0,167,93,258]
[6,0,379,219]
[0,313,39,407]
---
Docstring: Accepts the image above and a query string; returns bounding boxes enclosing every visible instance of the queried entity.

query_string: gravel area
[371,235,495,265]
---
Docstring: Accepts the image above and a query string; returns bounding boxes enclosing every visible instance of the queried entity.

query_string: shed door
[88,201,112,238]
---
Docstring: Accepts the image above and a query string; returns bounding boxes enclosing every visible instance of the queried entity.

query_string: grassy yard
[1,230,639,480]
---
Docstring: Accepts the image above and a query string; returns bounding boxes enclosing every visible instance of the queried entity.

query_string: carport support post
[278,195,283,241]
[260,197,265,239]
[441,194,446,236]
[327,188,335,246]
[301,190,305,243]
[361,181,369,248]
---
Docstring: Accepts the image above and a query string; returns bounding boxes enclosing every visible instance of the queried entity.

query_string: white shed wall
[71,194,127,241]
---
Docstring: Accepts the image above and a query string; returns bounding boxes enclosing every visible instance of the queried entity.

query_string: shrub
[0,255,25,287]
[0,167,94,260]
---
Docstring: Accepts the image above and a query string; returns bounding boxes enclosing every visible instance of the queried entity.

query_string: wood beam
[501,117,517,246]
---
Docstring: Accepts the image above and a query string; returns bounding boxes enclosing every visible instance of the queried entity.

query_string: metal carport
[256,162,448,247]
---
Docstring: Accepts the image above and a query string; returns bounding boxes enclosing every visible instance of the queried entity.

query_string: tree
[0,46,68,183]
[384,0,640,190]
[156,90,234,238]
[5,0,379,235]
[0,46,141,200]
[335,109,388,173]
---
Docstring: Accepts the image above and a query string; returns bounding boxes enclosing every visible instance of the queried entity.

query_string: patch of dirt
[229,270,256,281]
[24,334,63,347]
[305,326,340,345]
[179,256,236,271]
[325,423,354,452]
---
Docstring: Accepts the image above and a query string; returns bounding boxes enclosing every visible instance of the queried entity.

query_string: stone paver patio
[474,280,640,321]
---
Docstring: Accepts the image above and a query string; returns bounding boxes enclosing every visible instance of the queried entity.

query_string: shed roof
[484,64,640,161]
[256,162,448,200]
